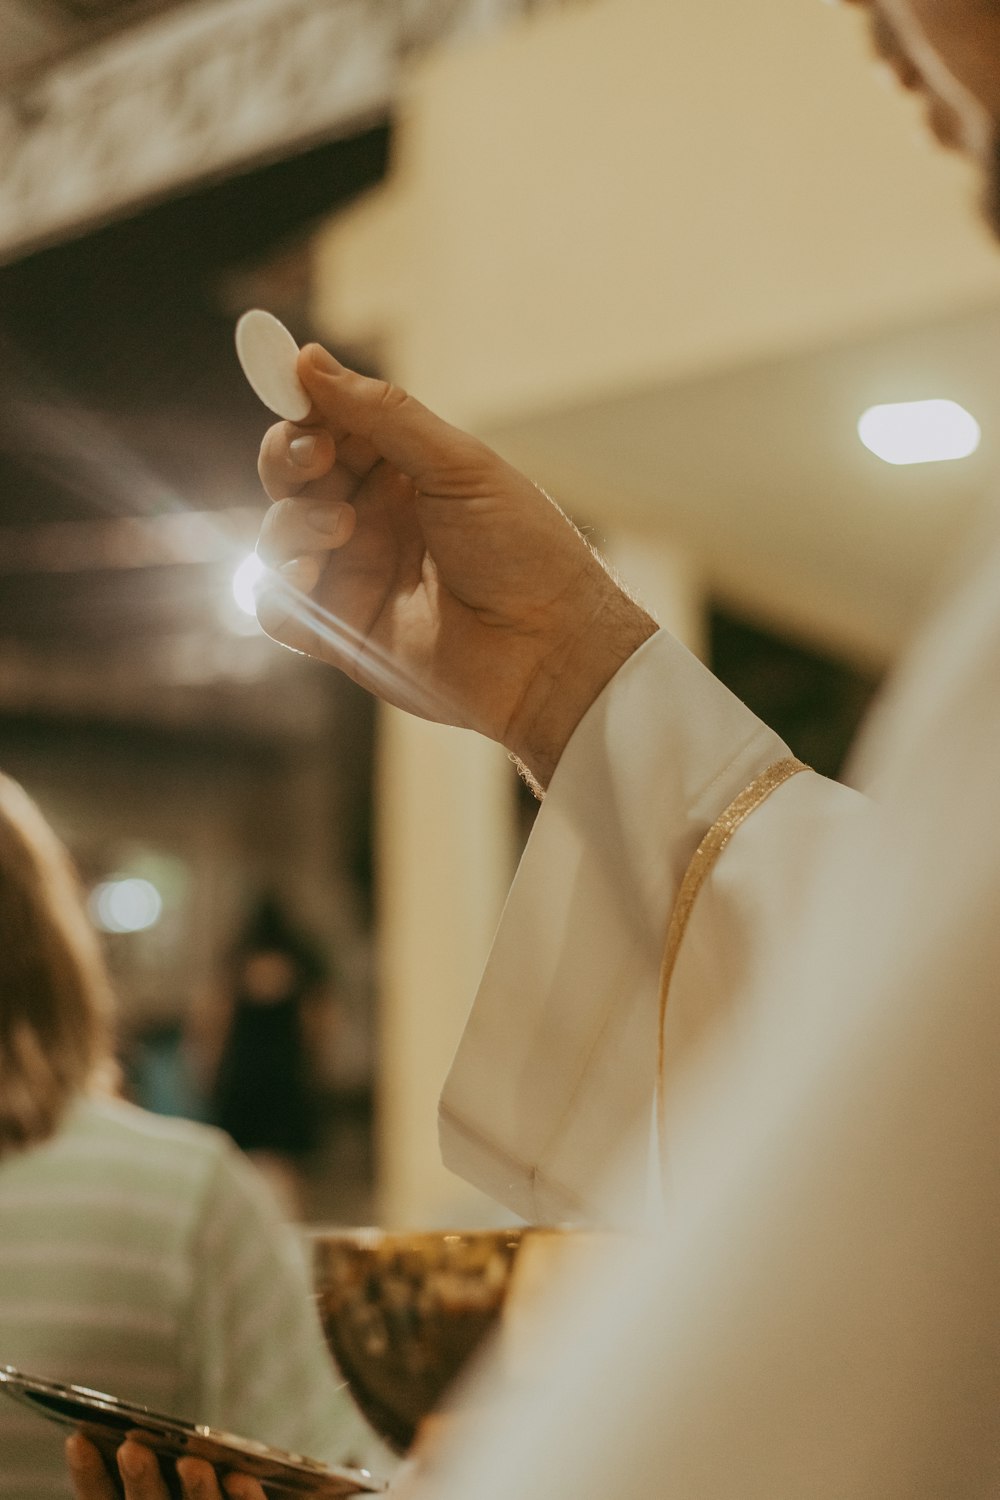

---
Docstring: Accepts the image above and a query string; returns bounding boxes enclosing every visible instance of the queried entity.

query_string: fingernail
[289,435,319,466]
[307,504,345,540]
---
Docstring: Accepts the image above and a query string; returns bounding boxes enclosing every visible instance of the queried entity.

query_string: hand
[65,1435,265,1500]
[255,345,657,790]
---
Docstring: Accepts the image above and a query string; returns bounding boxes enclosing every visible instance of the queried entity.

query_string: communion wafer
[235,308,312,421]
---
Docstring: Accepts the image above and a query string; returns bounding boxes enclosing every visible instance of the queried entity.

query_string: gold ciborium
[312,1228,554,1455]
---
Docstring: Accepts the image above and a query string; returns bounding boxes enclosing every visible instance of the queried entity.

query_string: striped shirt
[0,1096,381,1496]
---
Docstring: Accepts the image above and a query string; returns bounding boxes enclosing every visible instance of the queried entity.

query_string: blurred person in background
[192,893,334,1221]
[69,0,1000,1497]
[0,773,381,1497]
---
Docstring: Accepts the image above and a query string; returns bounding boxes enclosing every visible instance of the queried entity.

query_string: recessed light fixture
[858,399,981,466]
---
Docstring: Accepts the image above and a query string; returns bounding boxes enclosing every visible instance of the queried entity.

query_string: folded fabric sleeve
[439,628,867,1223]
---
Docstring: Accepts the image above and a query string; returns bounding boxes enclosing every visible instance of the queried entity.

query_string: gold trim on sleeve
[656,756,809,1149]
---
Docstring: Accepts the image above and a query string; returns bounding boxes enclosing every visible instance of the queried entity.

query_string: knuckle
[417,446,497,499]
[373,378,410,417]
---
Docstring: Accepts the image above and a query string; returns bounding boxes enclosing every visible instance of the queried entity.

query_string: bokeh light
[90,877,163,934]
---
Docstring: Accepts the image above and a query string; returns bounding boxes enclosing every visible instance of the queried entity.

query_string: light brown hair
[0,773,115,1156]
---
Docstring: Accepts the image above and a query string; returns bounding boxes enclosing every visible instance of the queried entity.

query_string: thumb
[297,344,489,487]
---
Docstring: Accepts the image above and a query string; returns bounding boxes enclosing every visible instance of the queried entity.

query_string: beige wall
[314,0,1000,430]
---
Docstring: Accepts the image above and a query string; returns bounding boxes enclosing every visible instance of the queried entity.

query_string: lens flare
[232,552,266,615]
[260,568,461,726]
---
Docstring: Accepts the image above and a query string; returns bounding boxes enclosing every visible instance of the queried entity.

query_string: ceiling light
[858,400,980,466]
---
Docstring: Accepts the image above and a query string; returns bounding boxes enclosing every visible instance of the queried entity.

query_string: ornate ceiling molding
[0,0,554,264]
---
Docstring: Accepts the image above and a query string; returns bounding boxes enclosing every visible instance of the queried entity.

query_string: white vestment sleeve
[439,628,867,1224]
[414,529,1000,1498]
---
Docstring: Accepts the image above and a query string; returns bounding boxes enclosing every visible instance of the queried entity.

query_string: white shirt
[431,507,1000,1493]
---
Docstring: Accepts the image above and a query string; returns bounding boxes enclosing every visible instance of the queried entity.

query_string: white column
[375,707,518,1227]
[603,531,707,660]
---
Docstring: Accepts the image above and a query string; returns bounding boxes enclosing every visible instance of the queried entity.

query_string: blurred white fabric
[433,503,1000,1493]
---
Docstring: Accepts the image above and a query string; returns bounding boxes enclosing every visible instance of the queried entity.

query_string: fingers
[261,345,497,512]
[297,344,492,489]
[117,1440,172,1500]
[257,422,381,504]
[255,460,416,650]
[214,1472,266,1500]
[66,1435,117,1500]
[175,1456,260,1499]
[257,422,334,502]
[256,496,356,571]
[254,557,327,647]
[65,1435,262,1500]
[253,495,355,639]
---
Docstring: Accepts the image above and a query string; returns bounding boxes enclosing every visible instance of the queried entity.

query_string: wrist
[506,580,658,792]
